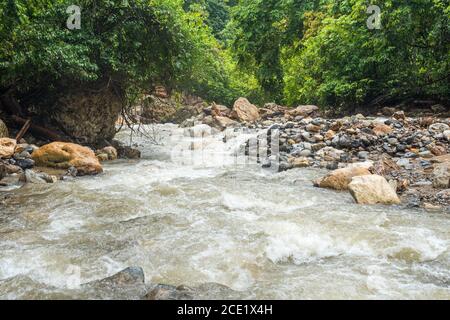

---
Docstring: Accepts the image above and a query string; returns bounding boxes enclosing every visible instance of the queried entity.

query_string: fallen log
[11,115,64,142]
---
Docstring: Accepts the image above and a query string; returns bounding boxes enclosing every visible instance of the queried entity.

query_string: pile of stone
[180,99,449,209]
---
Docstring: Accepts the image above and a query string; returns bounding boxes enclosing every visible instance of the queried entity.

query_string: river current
[0,124,449,299]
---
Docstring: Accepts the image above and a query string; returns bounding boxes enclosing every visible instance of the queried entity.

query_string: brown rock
[372,123,393,136]
[214,116,238,129]
[419,117,434,127]
[348,175,401,205]
[373,157,400,176]
[306,124,321,133]
[313,166,372,190]
[324,130,336,140]
[231,98,260,122]
[427,144,447,156]
[330,121,342,132]
[289,157,310,168]
[288,105,319,117]
[211,103,231,117]
[97,146,118,161]
[32,142,103,176]
[0,138,16,159]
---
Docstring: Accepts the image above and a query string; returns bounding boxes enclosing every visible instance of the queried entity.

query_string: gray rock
[15,158,35,170]
[357,151,369,160]
[299,149,312,157]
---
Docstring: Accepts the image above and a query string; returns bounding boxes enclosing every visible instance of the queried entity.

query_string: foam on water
[0,124,449,299]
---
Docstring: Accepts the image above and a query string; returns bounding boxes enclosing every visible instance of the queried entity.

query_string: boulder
[372,123,392,136]
[313,166,372,190]
[32,142,103,176]
[0,119,8,138]
[348,175,401,205]
[0,138,16,159]
[432,162,449,189]
[288,105,319,117]
[232,98,260,122]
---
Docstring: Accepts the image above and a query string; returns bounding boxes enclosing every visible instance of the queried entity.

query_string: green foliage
[229,0,449,109]
[1,0,448,112]
[283,0,450,110]
[0,0,247,108]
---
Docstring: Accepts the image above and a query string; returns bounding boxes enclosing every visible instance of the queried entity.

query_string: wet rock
[32,142,103,176]
[0,138,16,159]
[232,98,260,122]
[0,119,8,138]
[96,153,109,162]
[144,284,194,300]
[83,266,147,299]
[348,175,401,205]
[313,166,372,190]
[20,169,56,184]
[114,144,141,159]
[97,146,118,161]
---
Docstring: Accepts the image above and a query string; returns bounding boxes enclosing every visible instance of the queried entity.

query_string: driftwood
[15,118,31,142]
[11,115,63,141]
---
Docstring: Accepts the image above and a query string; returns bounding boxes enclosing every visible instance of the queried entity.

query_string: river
[0,124,449,299]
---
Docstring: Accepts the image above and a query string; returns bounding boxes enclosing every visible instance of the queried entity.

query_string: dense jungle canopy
[0,0,449,113]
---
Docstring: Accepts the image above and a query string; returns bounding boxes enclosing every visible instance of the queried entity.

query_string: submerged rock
[144,282,238,300]
[82,266,147,299]
[348,175,401,205]
[32,142,103,176]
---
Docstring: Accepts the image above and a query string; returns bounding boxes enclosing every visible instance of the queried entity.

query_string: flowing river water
[0,124,449,299]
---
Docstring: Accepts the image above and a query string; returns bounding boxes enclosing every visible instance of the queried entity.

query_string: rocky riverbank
[180,99,449,210]
[0,124,141,190]
[2,98,449,210]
